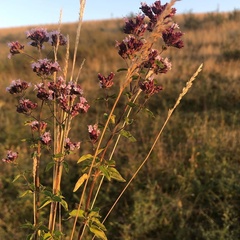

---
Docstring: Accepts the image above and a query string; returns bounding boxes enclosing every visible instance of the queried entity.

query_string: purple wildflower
[116,36,144,59]
[40,131,51,145]
[2,150,18,163]
[26,28,49,49]
[48,30,67,46]
[162,23,184,49]
[7,41,24,59]
[139,77,163,96]
[34,83,54,101]
[64,138,81,152]
[17,99,37,114]
[98,72,115,89]
[88,124,100,144]
[31,58,61,77]
[123,14,147,36]
[142,49,172,74]
[140,1,176,31]
[71,97,90,117]
[6,79,30,94]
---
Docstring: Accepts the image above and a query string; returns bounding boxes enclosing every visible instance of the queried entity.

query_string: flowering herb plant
[3,0,202,239]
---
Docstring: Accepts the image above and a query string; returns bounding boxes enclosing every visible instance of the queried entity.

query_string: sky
[0,0,239,29]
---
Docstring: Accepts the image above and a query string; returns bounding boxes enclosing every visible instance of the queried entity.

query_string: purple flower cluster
[140,1,176,31]
[16,99,38,114]
[2,150,18,163]
[40,131,51,145]
[116,36,144,60]
[142,49,172,74]
[64,138,81,152]
[139,77,163,97]
[26,28,49,49]
[48,31,68,47]
[117,1,183,61]
[7,41,24,59]
[35,76,89,116]
[98,72,115,89]
[162,23,184,49]
[6,79,30,94]
[32,58,61,77]
[88,124,100,144]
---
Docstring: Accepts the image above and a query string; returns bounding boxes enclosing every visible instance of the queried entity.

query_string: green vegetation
[0,8,240,240]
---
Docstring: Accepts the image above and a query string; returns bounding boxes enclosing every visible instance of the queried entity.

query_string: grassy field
[0,9,240,239]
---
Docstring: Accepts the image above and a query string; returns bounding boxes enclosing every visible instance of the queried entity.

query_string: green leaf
[60,199,68,211]
[68,209,84,218]
[45,161,55,172]
[62,161,69,173]
[120,130,137,142]
[117,68,127,72]
[19,190,32,198]
[91,218,107,231]
[52,195,62,202]
[108,167,126,182]
[39,199,52,210]
[143,107,155,118]
[43,190,53,197]
[127,101,137,108]
[89,226,108,240]
[12,174,22,183]
[78,154,93,163]
[96,148,104,156]
[73,173,88,192]
[99,165,111,181]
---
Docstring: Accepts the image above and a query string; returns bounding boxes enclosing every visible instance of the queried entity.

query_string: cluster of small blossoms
[88,124,101,144]
[32,58,61,77]
[16,99,38,114]
[6,79,30,94]
[35,76,89,117]
[2,150,18,163]
[117,1,183,59]
[139,77,163,97]
[40,131,51,145]
[7,41,24,59]
[98,72,115,89]
[116,1,184,96]
[8,28,67,58]
[64,138,81,152]
[48,30,68,47]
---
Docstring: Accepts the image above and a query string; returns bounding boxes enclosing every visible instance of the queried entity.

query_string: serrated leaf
[78,154,93,163]
[45,161,55,172]
[120,130,136,142]
[68,209,84,218]
[19,190,32,198]
[108,167,126,182]
[73,173,88,192]
[89,226,108,240]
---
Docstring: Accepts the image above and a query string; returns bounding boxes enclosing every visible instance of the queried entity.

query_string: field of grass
[0,9,240,239]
